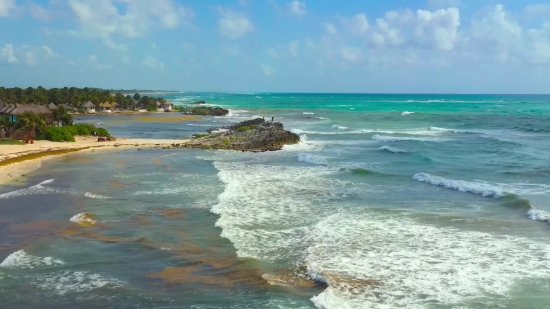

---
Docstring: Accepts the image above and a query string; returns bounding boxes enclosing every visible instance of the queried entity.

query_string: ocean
[1,93,550,308]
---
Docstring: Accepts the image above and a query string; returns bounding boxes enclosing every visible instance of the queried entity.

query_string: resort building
[48,102,58,110]
[82,101,96,113]
[0,101,52,124]
[99,102,112,113]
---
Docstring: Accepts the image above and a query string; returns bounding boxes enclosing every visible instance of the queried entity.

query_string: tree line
[0,86,167,110]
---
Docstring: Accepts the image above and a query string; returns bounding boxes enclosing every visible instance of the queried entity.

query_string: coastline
[0,136,187,186]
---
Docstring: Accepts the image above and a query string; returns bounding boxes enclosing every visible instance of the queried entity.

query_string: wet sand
[0,136,188,186]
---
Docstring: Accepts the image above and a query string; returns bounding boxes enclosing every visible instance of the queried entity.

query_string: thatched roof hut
[82,101,95,108]
[48,102,58,110]
[9,104,52,115]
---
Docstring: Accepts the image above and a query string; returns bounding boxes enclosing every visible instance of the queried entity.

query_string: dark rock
[181,106,229,116]
[183,118,300,152]
[190,100,207,105]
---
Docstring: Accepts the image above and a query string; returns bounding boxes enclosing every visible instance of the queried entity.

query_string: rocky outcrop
[206,118,265,133]
[183,118,300,152]
[180,106,229,116]
[190,101,206,105]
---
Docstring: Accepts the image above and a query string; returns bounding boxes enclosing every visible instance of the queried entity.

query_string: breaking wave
[379,145,408,153]
[412,173,504,198]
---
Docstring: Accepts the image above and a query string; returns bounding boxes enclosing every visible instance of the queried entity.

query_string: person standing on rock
[271,116,274,122]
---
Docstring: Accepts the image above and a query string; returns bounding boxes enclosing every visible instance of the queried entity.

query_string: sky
[0,0,550,94]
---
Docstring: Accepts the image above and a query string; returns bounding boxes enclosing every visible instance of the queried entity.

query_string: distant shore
[0,136,187,186]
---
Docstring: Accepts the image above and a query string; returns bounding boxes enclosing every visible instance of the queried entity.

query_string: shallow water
[2,93,550,308]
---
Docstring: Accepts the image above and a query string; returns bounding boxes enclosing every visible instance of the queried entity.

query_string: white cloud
[121,55,130,63]
[238,0,249,6]
[1,44,60,65]
[103,39,127,53]
[260,64,276,76]
[1,43,17,63]
[67,0,194,39]
[288,1,306,18]
[143,56,164,69]
[151,42,157,50]
[367,8,460,51]
[217,7,254,40]
[42,46,57,58]
[26,2,51,22]
[89,54,97,62]
[344,13,369,35]
[341,46,361,62]
[0,0,16,17]
[288,40,299,57]
[324,23,336,35]
[524,4,550,18]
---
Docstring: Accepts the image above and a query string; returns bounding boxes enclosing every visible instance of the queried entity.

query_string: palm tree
[52,106,73,126]
[17,111,46,131]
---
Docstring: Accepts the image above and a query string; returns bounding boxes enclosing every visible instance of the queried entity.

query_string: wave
[332,125,348,130]
[402,111,415,116]
[70,213,97,226]
[308,212,550,308]
[412,173,504,198]
[303,112,315,115]
[342,168,392,177]
[379,145,408,153]
[297,153,328,166]
[372,135,447,142]
[0,179,67,199]
[84,192,111,199]
[0,250,65,269]
[429,126,482,134]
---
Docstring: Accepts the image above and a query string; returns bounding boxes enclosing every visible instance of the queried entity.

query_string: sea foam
[297,153,328,166]
[0,250,65,269]
[379,145,407,153]
[0,179,64,199]
[413,173,504,198]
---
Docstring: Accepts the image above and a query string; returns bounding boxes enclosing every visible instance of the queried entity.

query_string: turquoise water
[2,93,550,308]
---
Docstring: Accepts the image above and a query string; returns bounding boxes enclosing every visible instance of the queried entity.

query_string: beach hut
[111,102,119,112]
[162,101,173,112]
[99,102,112,113]
[82,101,96,113]
[48,102,58,110]
[0,99,8,116]
[5,103,53,124]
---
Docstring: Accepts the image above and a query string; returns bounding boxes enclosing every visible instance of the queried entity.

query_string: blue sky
[1,0,550,93]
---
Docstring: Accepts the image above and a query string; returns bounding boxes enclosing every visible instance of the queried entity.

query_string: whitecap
[84,192,111,199]
[379,145,407,153]
[372,134,446,142]
[303,112,315,115]
[331,125,348,131]
[0,250,64,269]
[297,153,328,166]
[412,173,504,198]
[0,179,66,199]
[308,213,550,308]
[402,111,415,116]
[70,213,97,226]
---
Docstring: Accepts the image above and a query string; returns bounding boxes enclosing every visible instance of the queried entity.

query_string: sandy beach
[0,136,187,186]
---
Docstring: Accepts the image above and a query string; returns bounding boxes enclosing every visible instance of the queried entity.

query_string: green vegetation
[192,133,210,138]
[236,126,250,132]
[96,128,109,137]
[0,138,25,145]
[223,139,230,145]
[44,127,76,142]
[43,125,110,142]
[0,86,168,111]
[180,107,229,116]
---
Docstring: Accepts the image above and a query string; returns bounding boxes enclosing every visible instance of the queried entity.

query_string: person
[262,116,265,120]
[271,116,274,122]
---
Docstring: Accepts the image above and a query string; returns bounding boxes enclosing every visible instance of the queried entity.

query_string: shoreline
[0,136,187,186]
